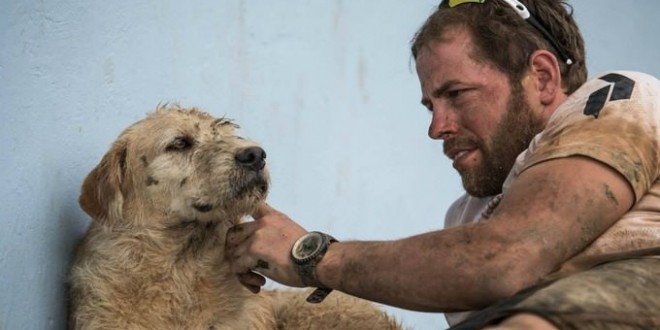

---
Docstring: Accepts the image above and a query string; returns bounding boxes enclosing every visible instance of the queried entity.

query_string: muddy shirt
[444,71,660,326]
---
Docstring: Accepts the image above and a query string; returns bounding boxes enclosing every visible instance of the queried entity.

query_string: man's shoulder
[576,70,660,97]
[586,70,659,83]
[522,70,660,201]
[553,70,660,120]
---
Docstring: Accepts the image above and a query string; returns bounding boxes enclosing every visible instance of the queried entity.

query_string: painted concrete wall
[1,1,659,329]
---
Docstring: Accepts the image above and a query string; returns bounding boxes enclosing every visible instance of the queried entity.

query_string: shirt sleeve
[520,71,660,202]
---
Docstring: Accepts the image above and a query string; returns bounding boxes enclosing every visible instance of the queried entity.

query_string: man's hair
[411,0,586,94]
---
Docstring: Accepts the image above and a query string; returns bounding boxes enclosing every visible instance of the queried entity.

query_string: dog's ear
[79,139,129,224]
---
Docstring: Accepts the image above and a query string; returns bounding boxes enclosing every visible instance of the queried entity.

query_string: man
[226,0,660,329]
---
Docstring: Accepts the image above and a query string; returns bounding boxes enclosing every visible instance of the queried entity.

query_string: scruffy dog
[69,106,402,330]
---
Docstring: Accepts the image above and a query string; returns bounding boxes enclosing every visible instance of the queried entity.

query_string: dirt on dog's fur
[68,106,402,330]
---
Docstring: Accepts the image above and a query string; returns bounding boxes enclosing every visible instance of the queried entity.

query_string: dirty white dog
[68,106,402,330]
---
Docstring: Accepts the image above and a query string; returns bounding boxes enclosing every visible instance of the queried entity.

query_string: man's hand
[225,202,309,293]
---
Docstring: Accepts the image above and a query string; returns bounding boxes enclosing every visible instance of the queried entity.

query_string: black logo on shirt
[583,73,635,118]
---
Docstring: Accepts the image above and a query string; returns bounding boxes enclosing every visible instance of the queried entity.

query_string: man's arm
[226,156,633,312]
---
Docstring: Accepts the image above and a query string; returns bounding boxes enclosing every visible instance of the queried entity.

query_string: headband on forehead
[448,0,485,6]
[446,0,573,65]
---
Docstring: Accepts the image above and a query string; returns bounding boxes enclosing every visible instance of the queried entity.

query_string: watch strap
[306,287,334,303]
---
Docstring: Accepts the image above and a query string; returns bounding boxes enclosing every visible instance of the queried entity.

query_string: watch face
[292,232,324,260]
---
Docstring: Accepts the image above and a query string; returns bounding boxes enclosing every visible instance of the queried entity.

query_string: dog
[68,105,402,330]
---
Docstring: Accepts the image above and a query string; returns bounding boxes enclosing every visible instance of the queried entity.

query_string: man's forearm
[314,228,519,312]
[314,158,634,312]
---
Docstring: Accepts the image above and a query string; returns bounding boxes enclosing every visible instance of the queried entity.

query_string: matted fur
[68,106,402,330]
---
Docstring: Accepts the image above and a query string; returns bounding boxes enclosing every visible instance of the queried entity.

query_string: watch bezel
[291,231,326,262]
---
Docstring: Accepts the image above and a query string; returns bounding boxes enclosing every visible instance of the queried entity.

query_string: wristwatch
[290,231,337,303]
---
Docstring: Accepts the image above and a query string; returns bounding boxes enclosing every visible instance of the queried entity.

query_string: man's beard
[456,82,545,197]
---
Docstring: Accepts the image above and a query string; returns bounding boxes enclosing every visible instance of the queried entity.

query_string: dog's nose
[235,146,266,171]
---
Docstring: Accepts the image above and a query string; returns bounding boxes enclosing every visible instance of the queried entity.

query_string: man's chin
[459,170,503,197]
[460,177,481,197]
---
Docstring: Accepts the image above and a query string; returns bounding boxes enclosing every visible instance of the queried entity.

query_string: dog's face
[79,106,269,228]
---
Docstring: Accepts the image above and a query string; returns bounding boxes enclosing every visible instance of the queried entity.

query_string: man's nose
[428,105,458,140]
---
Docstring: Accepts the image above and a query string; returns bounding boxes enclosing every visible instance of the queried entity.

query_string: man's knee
[481,313,558,330]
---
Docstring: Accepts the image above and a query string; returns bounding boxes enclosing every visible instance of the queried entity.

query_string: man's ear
[79,139,129,225]
[529,49,563,106]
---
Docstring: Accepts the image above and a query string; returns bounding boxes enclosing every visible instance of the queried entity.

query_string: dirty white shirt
[443,71,660,326]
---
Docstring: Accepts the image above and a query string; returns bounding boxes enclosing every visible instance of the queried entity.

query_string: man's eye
[166,137,194,151]
[447,89,465,98]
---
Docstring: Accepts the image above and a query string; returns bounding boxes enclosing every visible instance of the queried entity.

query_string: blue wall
[1,1,659,329]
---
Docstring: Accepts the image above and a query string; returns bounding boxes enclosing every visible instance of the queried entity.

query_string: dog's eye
[166,137,194,151]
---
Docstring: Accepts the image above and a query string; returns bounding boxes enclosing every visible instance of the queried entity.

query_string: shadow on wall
[56,188,90,329]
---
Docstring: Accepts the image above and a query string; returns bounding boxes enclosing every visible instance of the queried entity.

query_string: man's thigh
[450,258,660,330]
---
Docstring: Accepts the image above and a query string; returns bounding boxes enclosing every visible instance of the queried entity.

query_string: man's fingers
[250,202,277,219]
[240,272,267,286]
[238,272,266,293]
[225,221,260,248]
